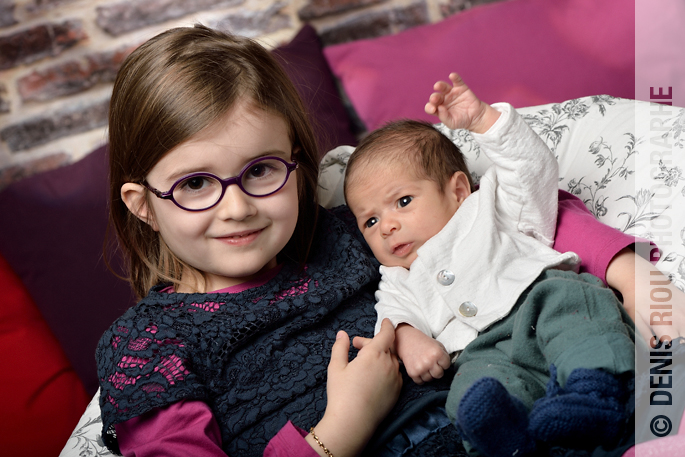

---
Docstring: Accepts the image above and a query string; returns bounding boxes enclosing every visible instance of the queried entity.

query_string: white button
[436,269,455,286]
[459,301,477,317]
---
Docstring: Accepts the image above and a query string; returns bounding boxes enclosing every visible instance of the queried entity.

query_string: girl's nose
[215,184,257,221]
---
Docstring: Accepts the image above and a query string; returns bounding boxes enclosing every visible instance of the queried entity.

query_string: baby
[344,74,635,457]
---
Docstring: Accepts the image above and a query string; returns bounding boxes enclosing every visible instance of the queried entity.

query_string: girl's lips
[392,242,413,257]
[216,228,263,246]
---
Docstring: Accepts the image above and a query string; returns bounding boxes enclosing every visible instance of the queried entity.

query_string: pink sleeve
[115,400,225,457]
[115,400,319,457]
[264,421,321,457]
[553,190,657,284]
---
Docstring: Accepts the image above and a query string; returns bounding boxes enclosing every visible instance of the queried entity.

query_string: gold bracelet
[309,427,334,457]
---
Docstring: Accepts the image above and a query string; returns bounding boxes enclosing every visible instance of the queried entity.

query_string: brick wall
[0,0,501,188]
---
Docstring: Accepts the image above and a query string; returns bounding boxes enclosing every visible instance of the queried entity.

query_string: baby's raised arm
[427,72,559,246]
[424,73,500,134]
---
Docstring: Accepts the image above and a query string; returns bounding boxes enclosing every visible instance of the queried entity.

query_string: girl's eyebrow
[165,148,293,182]
[238,148,294,165]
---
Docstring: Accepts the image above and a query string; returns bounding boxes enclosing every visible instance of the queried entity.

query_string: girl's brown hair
[108,24,320,299]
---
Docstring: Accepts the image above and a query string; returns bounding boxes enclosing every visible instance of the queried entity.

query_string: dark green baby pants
[446,269,635,420]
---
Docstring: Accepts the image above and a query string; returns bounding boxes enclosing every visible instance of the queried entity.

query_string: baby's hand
[395,324,451,384]
[424,73,500,134]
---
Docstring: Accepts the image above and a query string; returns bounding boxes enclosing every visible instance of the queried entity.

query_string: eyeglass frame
[141,156,298,212]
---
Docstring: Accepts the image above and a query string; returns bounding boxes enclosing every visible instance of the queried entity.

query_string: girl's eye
[245,162,277,180]
[365,217,378,228]
[178,176,212,192]
[398,196,413,208]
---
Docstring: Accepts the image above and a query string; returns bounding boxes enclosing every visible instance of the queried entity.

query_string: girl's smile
[215,228,265,246]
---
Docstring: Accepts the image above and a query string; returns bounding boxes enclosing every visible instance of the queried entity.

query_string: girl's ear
[121,183,159,231]
[447,171,472,205]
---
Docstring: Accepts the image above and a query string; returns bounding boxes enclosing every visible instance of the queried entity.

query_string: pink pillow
[324,0,634,131]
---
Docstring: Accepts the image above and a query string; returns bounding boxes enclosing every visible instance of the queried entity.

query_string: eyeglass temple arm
[142,181,173,199]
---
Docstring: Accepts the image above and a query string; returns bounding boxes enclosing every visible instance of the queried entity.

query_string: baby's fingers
[433,79,453,93]
[448,72,465,87]
[425,92,446,115]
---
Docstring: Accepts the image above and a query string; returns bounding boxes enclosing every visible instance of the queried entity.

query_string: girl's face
[128,100,299,292]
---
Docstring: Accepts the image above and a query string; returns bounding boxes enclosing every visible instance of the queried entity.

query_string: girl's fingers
[373,318,396,352]
[328,330,350,372]
[352,335,372,349]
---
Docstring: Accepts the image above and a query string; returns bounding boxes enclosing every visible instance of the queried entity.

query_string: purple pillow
[324,0,635,131]
[0,144,133,395]
[273,24,358,154]
[0,25,356,395]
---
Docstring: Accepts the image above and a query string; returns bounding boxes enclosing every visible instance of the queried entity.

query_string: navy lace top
[97,207,453,456]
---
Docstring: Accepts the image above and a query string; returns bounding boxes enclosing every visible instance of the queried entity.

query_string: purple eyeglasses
[142,156,298,212]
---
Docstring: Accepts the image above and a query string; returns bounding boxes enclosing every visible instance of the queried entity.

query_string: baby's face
[346,163,463,269]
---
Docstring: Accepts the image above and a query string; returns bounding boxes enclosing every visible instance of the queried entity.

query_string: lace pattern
[97,207,396,455]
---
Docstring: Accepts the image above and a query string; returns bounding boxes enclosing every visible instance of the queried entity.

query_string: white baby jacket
[374,103,579,354]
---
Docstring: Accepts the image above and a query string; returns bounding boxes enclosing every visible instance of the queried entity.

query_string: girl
[101,24,401,457]
[99,24,680,457]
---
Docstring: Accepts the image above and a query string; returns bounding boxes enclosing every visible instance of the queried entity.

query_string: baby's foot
[528,366,629,449]
[455,377,537,457]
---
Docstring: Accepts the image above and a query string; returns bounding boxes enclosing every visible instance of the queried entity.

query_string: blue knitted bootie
[528,365,628,449]
[455,377,537,457]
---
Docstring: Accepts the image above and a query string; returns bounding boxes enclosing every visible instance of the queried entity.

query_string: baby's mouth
[392,242,413,256]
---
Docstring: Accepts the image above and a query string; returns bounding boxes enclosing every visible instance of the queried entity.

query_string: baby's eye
[364,217,378,228]
[398,196,413,208]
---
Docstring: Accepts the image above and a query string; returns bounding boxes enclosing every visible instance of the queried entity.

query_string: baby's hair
[344,119,474,198]
[107,24,320,299]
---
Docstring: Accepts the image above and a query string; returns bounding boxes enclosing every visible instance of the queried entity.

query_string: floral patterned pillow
[436,95,685,291]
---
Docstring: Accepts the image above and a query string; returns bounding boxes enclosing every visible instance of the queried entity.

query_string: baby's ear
[121,183,159,231]
[448,171,472,204]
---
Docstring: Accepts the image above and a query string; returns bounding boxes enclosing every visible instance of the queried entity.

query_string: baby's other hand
[395,323,451,384]
[424,73,499,134]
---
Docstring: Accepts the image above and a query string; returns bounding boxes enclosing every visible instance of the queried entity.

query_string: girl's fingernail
[336,330,345,340]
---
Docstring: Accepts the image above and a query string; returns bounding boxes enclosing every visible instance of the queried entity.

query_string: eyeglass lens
[172,158,290,210]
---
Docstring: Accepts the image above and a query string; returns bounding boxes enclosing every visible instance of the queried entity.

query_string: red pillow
[0,252,90,457]
[324,0,635,131]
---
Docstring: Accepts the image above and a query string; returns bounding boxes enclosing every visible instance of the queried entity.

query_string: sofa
[1,0,683,455]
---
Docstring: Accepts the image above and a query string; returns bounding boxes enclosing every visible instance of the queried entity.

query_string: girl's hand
[306,319,402,457]
[394,323,451,385]
[424,72,500,134]
[607,247,685,346]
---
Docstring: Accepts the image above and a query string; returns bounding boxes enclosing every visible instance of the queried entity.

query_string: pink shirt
[554,190,655,283]
[115,193,648,456]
